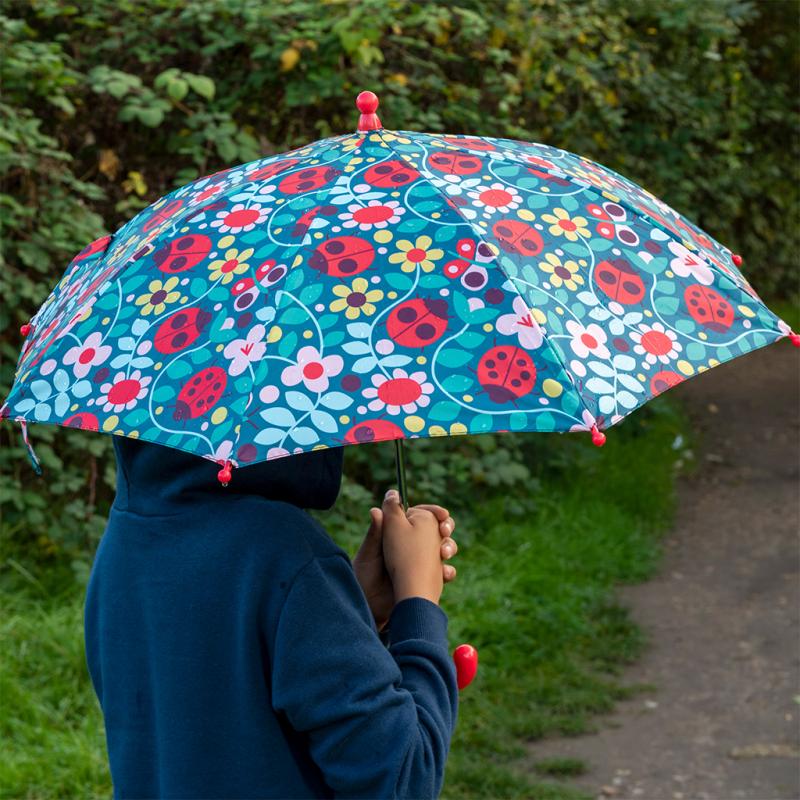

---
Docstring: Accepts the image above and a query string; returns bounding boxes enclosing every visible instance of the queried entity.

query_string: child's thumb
[382,488,405,518]
[367,507,383,539]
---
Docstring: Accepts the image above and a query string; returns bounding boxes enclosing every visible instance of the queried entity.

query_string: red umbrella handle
[453,643,478,689]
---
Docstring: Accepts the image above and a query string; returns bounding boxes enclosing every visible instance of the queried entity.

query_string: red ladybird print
[174,366,227,421]
[153,234,212,274]
[684,284,734,332]
[73,235,111,264]
[650,371,684,396]
[291,204,336,239]
[386,299,449,347]
[309,237,374,277]
[154,308,212,355]
[142,199,184,233]
[247,158,299,182]
[427,151,483,176]
[527,168,571,188]
[278,166,340,194]
[344,419,405,444]
[477,345,537,404]
[363,160,419,188]
[492,220,544,257]
[594,259,646,305]
[442,136,496,151]
[63,412,100,431]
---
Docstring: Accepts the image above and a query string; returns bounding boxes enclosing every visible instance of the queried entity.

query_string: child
[84,436,460,799]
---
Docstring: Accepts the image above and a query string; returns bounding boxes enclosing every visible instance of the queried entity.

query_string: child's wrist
[393,584,440,606]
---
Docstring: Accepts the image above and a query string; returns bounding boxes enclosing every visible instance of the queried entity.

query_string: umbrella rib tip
[591,424,607,447]
[217,460,233,486]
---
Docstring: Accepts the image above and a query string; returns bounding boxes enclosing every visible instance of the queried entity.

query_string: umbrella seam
[377,130,597,429]
[395,130,756,301]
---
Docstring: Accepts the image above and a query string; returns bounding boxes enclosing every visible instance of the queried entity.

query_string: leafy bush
[1,0,797,578]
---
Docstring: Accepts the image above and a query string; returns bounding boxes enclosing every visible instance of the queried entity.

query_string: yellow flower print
[388,235,443,273]
[539,253,585,291]
[330,277,384,320]
[208,247,253,285]
[541,207,591,242]
[134,277,183,316]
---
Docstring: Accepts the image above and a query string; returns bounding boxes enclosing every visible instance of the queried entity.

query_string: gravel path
[527,341,800,800]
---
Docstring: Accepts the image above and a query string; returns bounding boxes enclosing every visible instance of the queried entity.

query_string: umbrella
[3,91,797,685]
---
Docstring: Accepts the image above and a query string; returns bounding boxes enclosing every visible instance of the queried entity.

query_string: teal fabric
[5,130,789,470]
[84,437,458,798]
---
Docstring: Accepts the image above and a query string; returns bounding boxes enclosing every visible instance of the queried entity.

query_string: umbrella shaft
[394,438,408,509]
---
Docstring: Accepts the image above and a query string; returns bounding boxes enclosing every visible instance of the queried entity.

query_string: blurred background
[1,1,797,798]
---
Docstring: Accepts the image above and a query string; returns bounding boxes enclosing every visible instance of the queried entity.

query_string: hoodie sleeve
[269,553,458,800]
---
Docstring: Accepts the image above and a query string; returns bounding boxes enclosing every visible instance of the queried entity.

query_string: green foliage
[0,0,795,624]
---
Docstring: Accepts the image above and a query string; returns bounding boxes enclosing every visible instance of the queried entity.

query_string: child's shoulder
[227,495,348,566]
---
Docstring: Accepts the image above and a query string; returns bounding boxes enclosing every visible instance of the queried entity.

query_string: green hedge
[1,0,797,578]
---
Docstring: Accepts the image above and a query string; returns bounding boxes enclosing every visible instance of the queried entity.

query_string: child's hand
[381,490,454,607]
[353,490,457,629]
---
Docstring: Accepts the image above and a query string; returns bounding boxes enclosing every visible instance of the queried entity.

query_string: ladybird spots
[63,412,100,431]
[650,370,684,396]
[387,299,449,348]
[309,237,374,278]
[278,166,340,194]
[74,235,112,264]
[428,151,482,176]
[492,220,543,257]
[154,234,212,274]
[344,419,405,445]
[247,158,299,182]
[174,367,227,421]
[363,160,419,188]
[684,284,734,332]
[594,259,646,304]
[154,308,212,354]
[478,346,537,404]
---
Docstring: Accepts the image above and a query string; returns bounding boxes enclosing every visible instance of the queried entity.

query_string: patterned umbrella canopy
[4,91,796,483]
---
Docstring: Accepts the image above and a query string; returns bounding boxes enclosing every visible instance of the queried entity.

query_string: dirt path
[527,342,800,800]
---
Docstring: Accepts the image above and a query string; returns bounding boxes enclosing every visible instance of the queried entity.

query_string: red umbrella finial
[789,331,800,348]
[20,323,32,337]
[591,424,606,447]
[356,91,381,132]
[732,253,743,267]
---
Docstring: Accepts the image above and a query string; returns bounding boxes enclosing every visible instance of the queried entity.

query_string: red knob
[217,460,232,486]
[453,643,478,690]
[732,253,743,267]
[591,424,606,447]
[789,331,800,348]
[356,91,382,131]
[20,323,32,337]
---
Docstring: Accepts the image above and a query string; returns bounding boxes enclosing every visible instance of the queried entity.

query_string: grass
[533,759,588,778]
[440,400,687,799]
[0,399,688,799]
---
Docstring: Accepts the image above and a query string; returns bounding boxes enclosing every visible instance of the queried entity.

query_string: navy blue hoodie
[84,438,458,799]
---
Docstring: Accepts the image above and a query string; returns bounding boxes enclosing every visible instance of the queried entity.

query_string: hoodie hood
[112,436,344,514]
